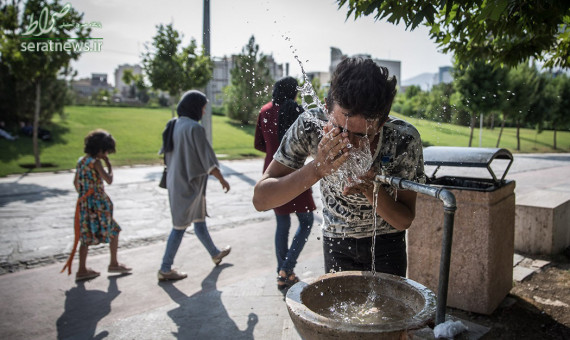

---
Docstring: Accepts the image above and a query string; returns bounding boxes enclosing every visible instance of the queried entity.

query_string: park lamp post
[203,0,213,144]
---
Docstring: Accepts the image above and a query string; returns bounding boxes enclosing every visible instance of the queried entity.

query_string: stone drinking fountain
[286,174,457,339]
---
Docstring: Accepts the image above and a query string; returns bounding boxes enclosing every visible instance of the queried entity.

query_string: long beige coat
[165,116,218,228]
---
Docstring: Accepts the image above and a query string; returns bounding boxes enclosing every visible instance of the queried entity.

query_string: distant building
[206,54,286,107]
[207,56,234,107]
[330,47,401,87]
[438,66,453,84]
[401,66,453,91]
[70,73,113,97]
[114,64,143,99]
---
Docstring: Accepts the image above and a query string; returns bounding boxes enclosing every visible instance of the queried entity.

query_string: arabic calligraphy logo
[22,3,70,36]
[22,2,102,36]
[20,2,103,53]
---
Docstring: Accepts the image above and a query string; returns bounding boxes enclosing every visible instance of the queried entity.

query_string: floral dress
[76,156,121,245]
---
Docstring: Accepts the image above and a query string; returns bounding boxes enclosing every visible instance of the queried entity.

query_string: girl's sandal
[76,269,100,282]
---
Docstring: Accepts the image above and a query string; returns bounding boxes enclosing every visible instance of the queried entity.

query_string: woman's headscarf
[272,77,304,141]
[177,90,208,121]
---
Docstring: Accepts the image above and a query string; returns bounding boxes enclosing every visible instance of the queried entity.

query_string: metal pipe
[375,174,457,325]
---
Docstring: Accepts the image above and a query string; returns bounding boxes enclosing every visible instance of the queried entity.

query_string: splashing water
[316,286,414,324]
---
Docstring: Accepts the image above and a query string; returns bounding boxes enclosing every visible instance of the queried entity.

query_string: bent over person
[252,57,425,276]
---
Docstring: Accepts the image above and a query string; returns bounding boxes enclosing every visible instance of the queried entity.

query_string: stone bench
[515,190,570,255]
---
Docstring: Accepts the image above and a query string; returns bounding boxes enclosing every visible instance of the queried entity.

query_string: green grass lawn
[391,112,570,152]
[0,106,568,177]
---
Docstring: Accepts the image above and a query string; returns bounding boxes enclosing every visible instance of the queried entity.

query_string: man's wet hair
[326,57,397,122]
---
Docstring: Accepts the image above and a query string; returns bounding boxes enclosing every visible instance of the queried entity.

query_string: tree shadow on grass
[159,263,258,339]
[0,121,70,164]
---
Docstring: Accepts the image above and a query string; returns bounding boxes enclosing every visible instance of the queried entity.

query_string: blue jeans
[160,221,220,272]
[275,212,314,275]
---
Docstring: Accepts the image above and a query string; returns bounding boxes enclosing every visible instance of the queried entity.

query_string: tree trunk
[553,128,557,150]
[33,80,41,168]
[496,118,505,147]
[490,113,495,130]
[516,119,521,151]
[479,113,483,147]
[468,115,475,147]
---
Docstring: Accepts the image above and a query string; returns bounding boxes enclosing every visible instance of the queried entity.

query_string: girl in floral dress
[61,129,131,281]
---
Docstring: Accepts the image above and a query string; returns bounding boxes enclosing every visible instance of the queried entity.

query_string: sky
[65,0,453,86]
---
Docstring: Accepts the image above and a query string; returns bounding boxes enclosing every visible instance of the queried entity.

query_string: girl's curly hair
[84,129,116,157]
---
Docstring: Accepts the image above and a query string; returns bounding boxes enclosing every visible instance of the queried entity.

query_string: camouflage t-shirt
[274,109,426,239]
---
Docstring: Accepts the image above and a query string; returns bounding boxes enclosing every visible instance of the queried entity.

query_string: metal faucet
[374,169,457,326]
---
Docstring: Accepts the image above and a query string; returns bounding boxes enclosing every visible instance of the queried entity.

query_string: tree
[122,69,137,98]
[499,64,538,149]
[1,0,91,167]
[425,83,454,123]
[548,74,570,149]
[338,0,570,68]
[453,61,507,147]
[223,36,273,124]
[122,69,149,104]
[141,23,212,115]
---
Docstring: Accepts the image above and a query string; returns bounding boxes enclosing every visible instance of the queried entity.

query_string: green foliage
[211,105,225,116]
[141,23,212,102]
[548,74,570,149]
[453,60,508,146]
[223,36,273,124]
[338,0,570,68]
[405,85,422,99]
[0,0,92,166]
[121,69,150,103]
[393,86,428,118]
[425,83,454,122]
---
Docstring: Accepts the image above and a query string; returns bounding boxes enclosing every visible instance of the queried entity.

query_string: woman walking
[254,77,316,290]
[158,90,231,281]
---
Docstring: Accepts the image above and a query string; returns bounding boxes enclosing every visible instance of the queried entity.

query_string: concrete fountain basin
[286,271,436,340]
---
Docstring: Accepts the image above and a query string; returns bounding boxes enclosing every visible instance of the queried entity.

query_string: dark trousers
[323,231,407,276]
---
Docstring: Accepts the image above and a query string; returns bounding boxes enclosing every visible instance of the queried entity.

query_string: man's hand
[342,168,376,196]
[313,124,351,179]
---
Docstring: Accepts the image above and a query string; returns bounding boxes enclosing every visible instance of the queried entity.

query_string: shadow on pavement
[56,275,128,339]
[0,182,71,207]
[219,164,259,187]
[159,263,258,339]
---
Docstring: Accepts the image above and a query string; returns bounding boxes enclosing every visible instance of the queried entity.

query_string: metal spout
[374,174,457,325]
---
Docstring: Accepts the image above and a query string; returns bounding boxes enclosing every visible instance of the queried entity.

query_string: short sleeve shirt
[274,109,426,239]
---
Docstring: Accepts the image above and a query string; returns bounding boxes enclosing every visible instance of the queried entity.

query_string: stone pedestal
[408,180,516,315]
[515,190,570,255]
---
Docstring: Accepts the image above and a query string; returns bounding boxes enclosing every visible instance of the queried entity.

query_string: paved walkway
[0,154,568,339]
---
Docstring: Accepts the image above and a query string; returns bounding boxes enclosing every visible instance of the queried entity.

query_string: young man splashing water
[253,57,425,276]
